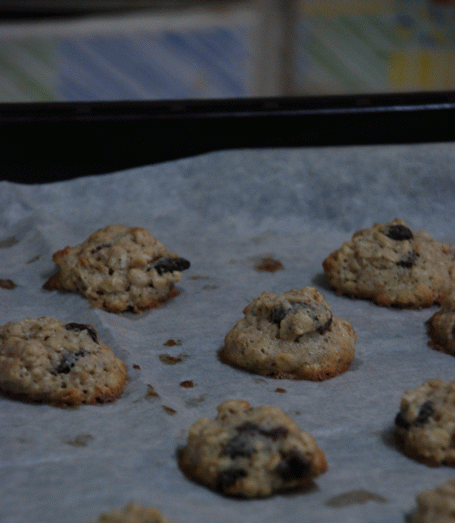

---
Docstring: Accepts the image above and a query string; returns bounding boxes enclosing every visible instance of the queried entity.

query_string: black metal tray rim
[1,90,455,123]
[2,90,455,183]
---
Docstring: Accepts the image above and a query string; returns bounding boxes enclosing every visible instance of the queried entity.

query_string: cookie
[44,225,190,313]
[178,399,327,497]
[409,478,455,523]
[395,379,455,466]
[322,218,455,308]
[219,287,356,380]
[84,503,174,523]
[0,317,128,406]
[427,290,455,355]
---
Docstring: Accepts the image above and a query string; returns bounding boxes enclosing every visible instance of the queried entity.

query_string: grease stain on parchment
[0,237,19,249]
[325,489,387,507]
[65,434,94,447]
[163,339,182,347]
[185,394,206,407]
[254,257,284,273]
[0,279,16,289]
[159,353,188,365]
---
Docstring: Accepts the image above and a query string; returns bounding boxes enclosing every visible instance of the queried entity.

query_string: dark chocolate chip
[216,468,247,492]
[236,422,289,440]
[415,400,434,425]
[270,304,288,325]
[236,421,261,433]
[154,257,190,275]
[223,422,289,458]
[395,401,434,430]
[394,411,411,430]
[263,426,289,441]
[315,314,332,335]
[397,251,417,268]
[270,302,332,335]
[65,323,99,344]
[56,350,86,374]
[91,243,111,254]
[223,432,256,458]
[223,422,260,458]
[385,225,414,241]
[275,450,310,481]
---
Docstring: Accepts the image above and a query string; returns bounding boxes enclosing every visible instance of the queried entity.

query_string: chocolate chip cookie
[409,478,455,523]
[0,317,128,406]
[84,503,174,523]
[219,287,356,380]
[178,399,327,497]
[395,379,455,466]
[427,290,455,356]
[44,225,190,313]
[323,218,455,308]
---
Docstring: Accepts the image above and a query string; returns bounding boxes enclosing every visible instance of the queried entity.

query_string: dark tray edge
[2,91,455,183]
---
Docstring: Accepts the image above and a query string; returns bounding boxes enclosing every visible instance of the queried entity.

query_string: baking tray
[1,90,455,184]
[2,91,455,523]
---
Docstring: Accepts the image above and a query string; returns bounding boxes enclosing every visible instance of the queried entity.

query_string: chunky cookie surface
[323,218,455,308]
[219,287,356,380]
[178,399,327,497]
[409,478,455,523]
[427,290,455,356]
[44,225,190,313]
[0,317,128,406]
[84,503,174,523]
[395,379,455,466]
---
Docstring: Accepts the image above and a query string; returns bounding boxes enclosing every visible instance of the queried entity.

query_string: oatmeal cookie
[178,399,327,497]
[84,503,174,523]
[44,225,190,313]
[0,317,128,406]
[395,379,455,466]
[427,290,455,356]
[219,287,356,380]
[323,218,455,308]
[409,478,455,523]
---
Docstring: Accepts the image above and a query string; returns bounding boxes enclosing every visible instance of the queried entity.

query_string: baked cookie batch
[2,219,455,519]
[0,317,127,407]
[43,225,191,314]
[323,218,455,308]
[178,399,327,498]
[220,287,356,381]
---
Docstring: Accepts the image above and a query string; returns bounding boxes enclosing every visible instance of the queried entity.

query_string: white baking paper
[1,143,455,523]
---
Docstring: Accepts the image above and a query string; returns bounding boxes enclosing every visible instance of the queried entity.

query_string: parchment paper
[1,143,455,523]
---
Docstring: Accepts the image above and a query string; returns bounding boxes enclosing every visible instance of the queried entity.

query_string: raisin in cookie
[395,379,455,466]
[323,218,455,308]
[409,478,455,523]
[0,317,128,406]
[219,287,356,380]
[44,225,190,313]
[84,503,174,523]
[178,399,327,497]
[427,290,455,356]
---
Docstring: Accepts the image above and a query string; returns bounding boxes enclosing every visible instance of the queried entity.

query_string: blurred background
[0,0,454,103]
